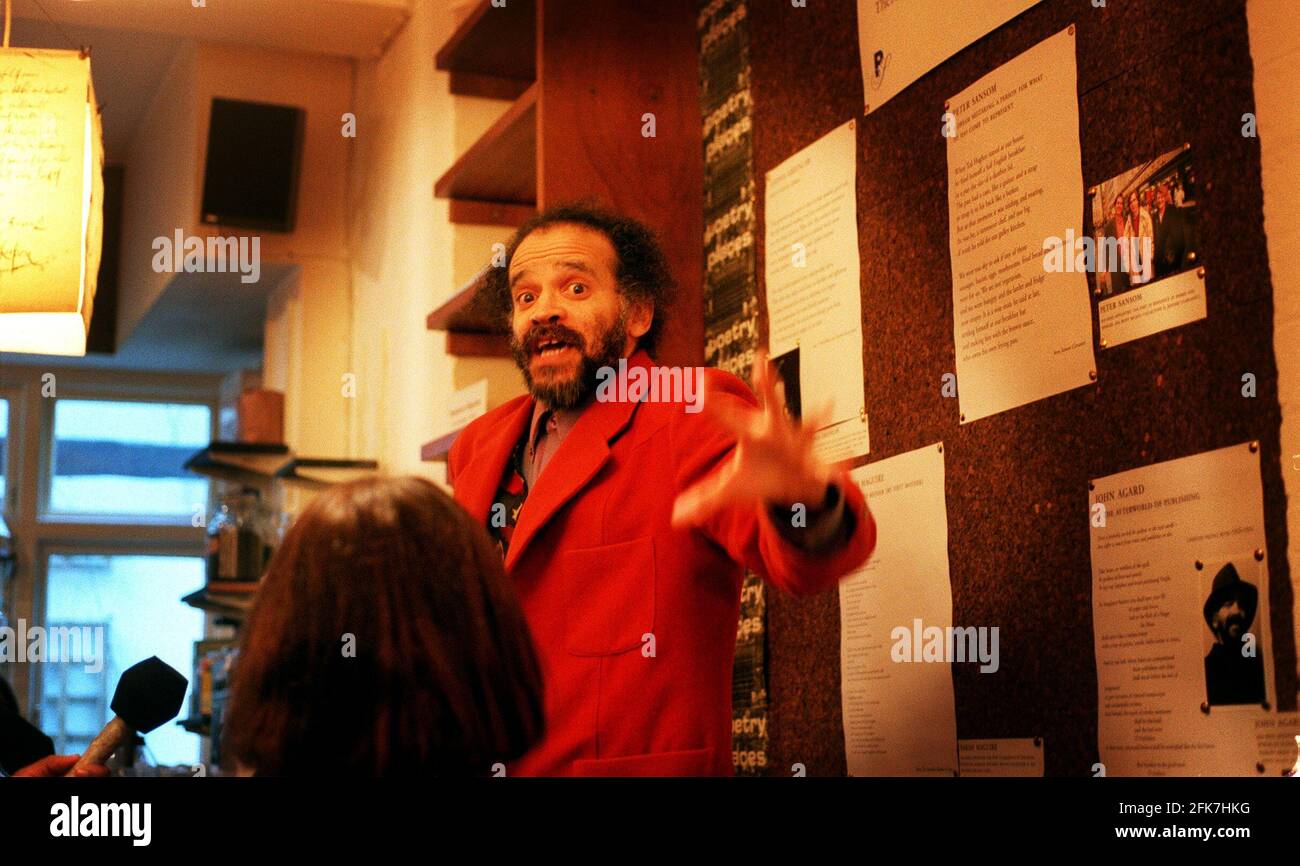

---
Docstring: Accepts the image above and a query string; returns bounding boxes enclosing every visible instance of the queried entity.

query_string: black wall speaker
[200,98,305,232]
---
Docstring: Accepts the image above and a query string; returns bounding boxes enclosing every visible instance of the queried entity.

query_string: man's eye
[568,282,587,294]
[516,292,535,306]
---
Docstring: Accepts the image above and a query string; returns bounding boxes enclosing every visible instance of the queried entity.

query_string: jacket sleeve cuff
[766,481,855,555]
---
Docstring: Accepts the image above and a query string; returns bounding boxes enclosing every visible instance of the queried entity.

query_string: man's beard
[510,310,629,410]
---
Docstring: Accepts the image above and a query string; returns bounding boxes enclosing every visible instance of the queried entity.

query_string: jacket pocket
[560,536,656,656]
[572,746,715,777]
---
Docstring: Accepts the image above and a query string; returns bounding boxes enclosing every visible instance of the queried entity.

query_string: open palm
[671,349,836,528]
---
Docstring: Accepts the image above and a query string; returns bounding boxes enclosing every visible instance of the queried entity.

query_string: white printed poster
[765,120,870,462]
[946,27,1095,423]
[1090,443,1275,776]
[857,0,1042,114]
[841,443,957,775]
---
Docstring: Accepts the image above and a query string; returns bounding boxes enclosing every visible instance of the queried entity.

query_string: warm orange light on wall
[0,47,104,356]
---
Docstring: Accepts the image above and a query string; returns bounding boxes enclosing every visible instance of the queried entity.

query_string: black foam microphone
[73,656,188,774]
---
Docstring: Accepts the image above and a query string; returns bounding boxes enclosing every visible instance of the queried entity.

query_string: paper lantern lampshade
[0,48,104,356]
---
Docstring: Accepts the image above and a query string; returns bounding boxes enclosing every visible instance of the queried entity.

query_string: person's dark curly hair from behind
[483,202,676,357]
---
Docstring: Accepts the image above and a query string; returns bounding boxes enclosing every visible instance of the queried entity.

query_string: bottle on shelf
[205,487,276,586]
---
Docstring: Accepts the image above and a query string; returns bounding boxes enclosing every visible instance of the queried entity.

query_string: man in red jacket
[447,204,876,776]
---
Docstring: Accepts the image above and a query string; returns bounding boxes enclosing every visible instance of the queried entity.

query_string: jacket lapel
[503,349,651,573]
[454,397,535,525]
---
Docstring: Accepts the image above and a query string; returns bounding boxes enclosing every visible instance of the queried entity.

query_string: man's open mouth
[533,338,577,358]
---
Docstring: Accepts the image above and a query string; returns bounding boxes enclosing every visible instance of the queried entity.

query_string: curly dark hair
[483,202,675,356]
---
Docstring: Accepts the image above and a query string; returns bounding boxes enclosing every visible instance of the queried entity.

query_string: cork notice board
[744,0,1295,776]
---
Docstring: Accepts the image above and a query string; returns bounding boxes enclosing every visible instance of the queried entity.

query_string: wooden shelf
[182,588,255,620]
[274,458,380,488]
[421,427,464,463]
[436,0,535,98]
[178,716,211,736]
[446,332,511,357]
[449,199,535,227]
[427,0,702,366]
[183,442,291,485]
[434,83,537,205]
[427,267,499,332]
[432,1,532,359]
[426,266,511,357]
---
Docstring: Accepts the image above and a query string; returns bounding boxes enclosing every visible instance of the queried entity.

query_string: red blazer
[448,349,876,775]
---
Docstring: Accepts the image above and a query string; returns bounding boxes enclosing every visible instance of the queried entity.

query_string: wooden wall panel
[538,0,705,368]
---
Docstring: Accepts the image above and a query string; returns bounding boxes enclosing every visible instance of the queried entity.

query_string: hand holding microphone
[71,656,188,775]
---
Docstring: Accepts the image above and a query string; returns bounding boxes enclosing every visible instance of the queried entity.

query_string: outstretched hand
[671,349,837,529]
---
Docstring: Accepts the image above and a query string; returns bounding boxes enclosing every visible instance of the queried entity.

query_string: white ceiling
[8,0,412,59]
[7,16,184,162]
[0,0,414,373]
[7,0,412,164]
